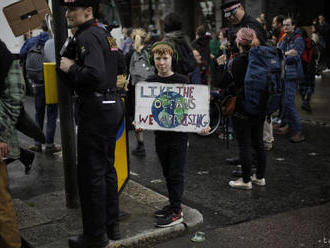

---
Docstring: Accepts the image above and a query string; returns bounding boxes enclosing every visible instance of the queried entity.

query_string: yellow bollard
[43,62,58,104]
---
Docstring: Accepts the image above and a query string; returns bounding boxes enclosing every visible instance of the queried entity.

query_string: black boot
[107,223,121,240]
[19,148,35,175]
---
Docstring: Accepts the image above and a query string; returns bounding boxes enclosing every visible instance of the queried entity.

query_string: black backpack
[173,42,197,75]
[25,42,45,82]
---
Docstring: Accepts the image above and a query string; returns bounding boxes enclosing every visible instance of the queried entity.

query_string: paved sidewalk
[14,180,203,248]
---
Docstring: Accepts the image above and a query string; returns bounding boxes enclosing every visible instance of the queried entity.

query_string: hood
[37,32,50,45]
[164,31,186,43]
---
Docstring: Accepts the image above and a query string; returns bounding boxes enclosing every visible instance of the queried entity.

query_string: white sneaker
[229,178,252,190]
[251,174,266,186]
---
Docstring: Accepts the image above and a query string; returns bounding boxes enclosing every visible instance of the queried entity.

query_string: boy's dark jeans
[155,132,188,211]
[233,115,266,183]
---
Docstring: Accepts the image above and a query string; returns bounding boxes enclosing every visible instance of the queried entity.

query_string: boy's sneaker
[45,144,62,154]
[154,205,172,218]
[229,178,252,190]
[251,174,266,186]
[156,209,183,228]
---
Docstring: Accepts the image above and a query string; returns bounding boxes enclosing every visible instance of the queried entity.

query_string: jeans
[33,85,58,145]
[233,115,266,183]
[282,80,302,133]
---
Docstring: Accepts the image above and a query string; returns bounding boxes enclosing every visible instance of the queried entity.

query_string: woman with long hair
[128,28,155,156]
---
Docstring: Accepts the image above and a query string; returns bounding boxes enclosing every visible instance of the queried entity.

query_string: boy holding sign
[139,42,208,227]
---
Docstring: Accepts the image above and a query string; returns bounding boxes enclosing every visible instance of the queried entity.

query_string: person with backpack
[216,28,267,190]
[298,29,319,112]
[220,0,274,175]
[276,17,305,143]
[20,23,62,153]
[162,13,197,77]
[129,28,155,157]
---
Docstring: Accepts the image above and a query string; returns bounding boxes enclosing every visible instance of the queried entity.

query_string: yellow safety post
[43,62,58,104]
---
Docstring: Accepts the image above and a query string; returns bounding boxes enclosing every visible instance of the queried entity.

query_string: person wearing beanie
[215,27,267,190]
[59,0,124,247]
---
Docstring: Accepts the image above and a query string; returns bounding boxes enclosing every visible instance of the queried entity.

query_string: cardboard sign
[135,82,210,133]
[3,0,51,37]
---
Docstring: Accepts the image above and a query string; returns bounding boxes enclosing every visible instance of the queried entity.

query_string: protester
[121,27,133,56]
[189,49,202,84]
[129,28,155,157]
[276,16,305,143]
[216,28,266,190]
[59,0,125,247]
[163,13,197,77]
[315,14,330,69]
[29,19,61,154]
[220,0,272,174]
[272,15,286,44]
[0,39,25,248]
[142,41,209,226]
[192,25,210,84]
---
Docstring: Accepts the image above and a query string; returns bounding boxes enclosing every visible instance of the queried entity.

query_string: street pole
[51,0,79,209]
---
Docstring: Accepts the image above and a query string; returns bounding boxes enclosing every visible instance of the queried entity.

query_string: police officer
[59,1,124,247]
[221,0,266,55]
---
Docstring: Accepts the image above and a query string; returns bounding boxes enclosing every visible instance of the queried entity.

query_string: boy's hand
[132,121,143,132]
[199,127,211,136]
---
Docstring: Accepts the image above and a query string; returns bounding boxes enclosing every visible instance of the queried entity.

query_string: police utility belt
[77,88,119,104]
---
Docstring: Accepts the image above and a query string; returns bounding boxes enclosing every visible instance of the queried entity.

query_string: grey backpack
[25,42,45,82]
[129,49,155,85]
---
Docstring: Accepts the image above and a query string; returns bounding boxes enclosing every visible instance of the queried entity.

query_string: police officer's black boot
[68,234,109,248]
[107,222,121,240]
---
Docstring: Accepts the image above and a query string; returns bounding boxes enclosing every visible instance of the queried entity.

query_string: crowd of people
[1,0,330,247]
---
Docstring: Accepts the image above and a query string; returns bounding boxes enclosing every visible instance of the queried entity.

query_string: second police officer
[59,0,124,247]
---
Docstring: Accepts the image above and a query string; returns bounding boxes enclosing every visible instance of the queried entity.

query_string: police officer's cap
[221,0,240,9]
[60,0,100,7]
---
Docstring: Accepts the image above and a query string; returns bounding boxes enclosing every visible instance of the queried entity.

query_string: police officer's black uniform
[60,2,124,247]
